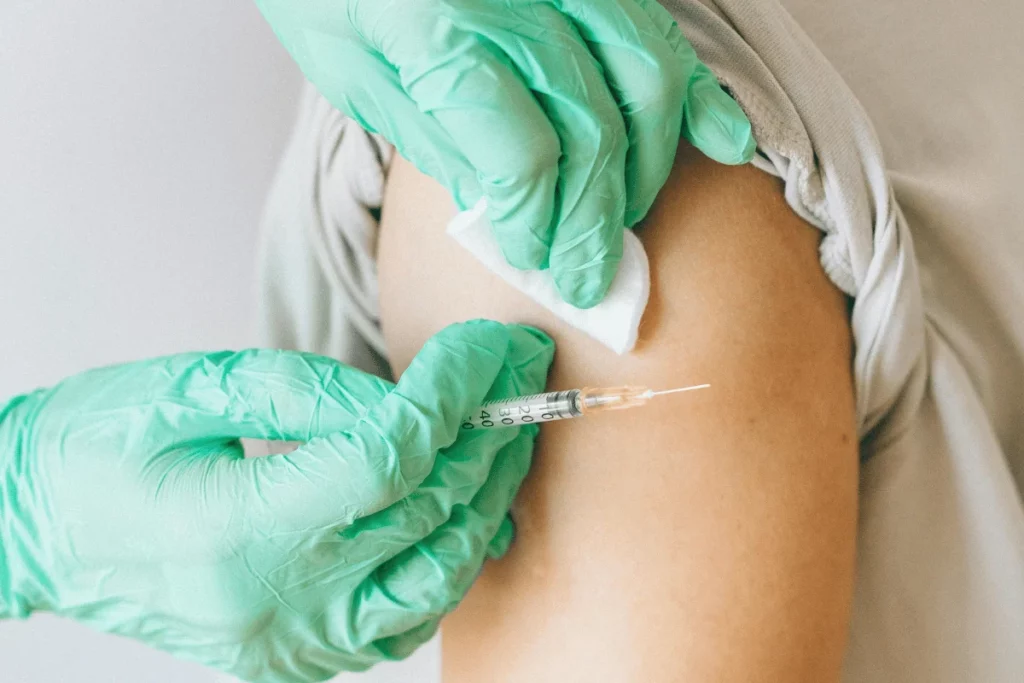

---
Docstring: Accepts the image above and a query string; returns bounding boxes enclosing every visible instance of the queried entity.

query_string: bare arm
[378,142,857,682]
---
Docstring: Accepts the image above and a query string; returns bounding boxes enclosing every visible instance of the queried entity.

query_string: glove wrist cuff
[0,400,17,619]
[0,523,14,619]
[0,393,39,620]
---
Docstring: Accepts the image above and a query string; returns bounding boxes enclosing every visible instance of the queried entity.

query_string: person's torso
[783,0,1024,483]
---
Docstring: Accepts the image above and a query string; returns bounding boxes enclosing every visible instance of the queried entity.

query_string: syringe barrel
[461,390,582,430]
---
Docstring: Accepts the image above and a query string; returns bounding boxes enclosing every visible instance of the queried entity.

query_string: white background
[0,0,436,680]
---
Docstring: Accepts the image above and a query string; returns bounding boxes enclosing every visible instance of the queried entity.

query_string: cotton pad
[446,202,650,355]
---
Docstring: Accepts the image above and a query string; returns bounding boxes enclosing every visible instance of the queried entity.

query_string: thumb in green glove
[0,320,553,681]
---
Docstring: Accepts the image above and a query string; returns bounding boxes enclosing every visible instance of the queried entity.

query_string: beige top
[781,0,1024,457]
[777,1,1024,678]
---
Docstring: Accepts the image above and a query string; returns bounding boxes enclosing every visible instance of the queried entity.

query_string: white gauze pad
[446,202,650,355]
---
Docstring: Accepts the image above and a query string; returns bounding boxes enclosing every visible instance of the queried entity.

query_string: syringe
[461,384,710,430]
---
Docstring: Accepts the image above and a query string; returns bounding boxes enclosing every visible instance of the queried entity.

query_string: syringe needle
[648,383,711,397]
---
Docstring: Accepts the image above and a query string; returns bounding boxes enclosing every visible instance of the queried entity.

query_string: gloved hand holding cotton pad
[447,200,651,355]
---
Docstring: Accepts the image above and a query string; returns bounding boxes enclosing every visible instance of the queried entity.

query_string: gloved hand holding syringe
[462,384,710,430]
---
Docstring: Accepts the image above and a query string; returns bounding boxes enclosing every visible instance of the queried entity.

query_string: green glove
[256,0,754,309]
[0,321,553,681]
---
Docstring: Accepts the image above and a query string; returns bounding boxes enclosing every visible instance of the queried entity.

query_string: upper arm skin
[378,144,858,682]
